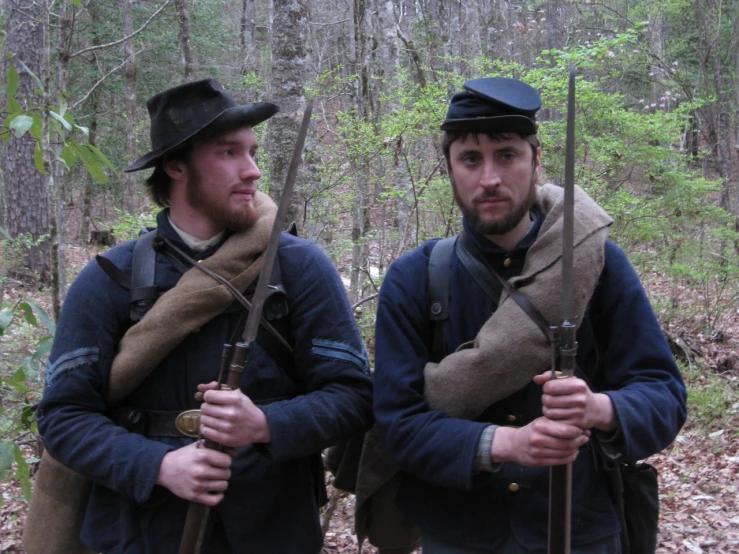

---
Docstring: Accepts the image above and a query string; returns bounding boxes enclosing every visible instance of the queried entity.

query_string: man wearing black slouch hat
[371,77,687,553]
[27,79,373,554]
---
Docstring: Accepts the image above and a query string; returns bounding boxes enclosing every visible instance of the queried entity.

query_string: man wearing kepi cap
[371,77,686,553]
[30,79,372,553]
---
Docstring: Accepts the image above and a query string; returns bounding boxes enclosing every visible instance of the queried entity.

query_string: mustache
[476,190,509,201]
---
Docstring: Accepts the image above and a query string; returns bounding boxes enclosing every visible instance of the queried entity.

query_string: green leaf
[70,0,82,6]
[73,142,108,184]
[5,65,19,97]
[17,302,37,326]
[50,110,72,132]
[20,477,32,502]
[59,143,78,168]
[58,93,69,116]
[21,403,39,434]
[18,60,44,93]
[0,440,14,480]
[34,142,45,174]
[9,114,33,137]
[0,225,12,241]
[19,301,56,335]
[6,97,22,114]
[29,115,43,140]
[33,335,53,360]
[88,144,119,176]
[8,367,28,387]
[0,308,12,335]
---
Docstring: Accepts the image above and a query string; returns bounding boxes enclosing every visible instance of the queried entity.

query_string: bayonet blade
[241,100,314,348]
[548,65,577,554]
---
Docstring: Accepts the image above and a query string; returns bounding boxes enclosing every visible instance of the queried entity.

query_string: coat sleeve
[259,239,373,462]
[373,246,489,490]
[37,249,173,505]
[589,241,687,461]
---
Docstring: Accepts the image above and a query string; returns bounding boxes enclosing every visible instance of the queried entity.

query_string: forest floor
[1,246,738,553]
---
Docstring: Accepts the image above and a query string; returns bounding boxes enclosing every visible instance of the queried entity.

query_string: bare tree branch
[71,52,139,110]
[69,0,171,59]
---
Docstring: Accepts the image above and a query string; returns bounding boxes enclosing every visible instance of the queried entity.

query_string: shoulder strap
[130,229,159,322]
[458,232,554,343]
[455,235,504,305]
[427,236,456,363]
[428,236,456,322]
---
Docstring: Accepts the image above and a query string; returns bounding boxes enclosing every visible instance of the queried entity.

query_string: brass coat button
[503,258,512,267]
[507,414,517,422]
[508,483,520,492]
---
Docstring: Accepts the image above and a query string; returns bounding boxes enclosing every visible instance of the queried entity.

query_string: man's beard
[453,174,538,237]
[186,165,259,232]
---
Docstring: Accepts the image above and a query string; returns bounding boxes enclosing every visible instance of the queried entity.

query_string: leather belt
[112,408,201,438]
[111,395,290,439]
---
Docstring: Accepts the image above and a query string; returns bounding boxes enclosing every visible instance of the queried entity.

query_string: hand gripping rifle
[547,66,577,554]
[178,99,314,554]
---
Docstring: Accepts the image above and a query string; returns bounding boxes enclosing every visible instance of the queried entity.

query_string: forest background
[0,0,738,552]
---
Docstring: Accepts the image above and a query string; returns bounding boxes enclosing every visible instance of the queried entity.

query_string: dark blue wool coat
[38,211,373,554]
[374,212,687,552]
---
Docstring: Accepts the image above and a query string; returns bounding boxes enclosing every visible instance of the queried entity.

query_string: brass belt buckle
[175,409,202,438]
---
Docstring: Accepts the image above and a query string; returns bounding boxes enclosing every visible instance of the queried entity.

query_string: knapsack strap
[458,232,554,344]
[428,237,456,322]
[130,229,158,322]
[94,229,158,323]
[426,232,556,363]
[428,236,455,363]
[455,235,503,306]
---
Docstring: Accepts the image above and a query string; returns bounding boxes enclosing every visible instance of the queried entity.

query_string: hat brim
[440,114,537,135]
[125,102,279,173]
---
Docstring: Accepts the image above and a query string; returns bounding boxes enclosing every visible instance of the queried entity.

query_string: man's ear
[163,157,186,182]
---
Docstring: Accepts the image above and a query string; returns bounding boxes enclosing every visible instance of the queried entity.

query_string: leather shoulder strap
[130,229,158,322]
[427,236,456,363]
[455,235,503,306]
[458,232,554,344]
[428,236,456,322]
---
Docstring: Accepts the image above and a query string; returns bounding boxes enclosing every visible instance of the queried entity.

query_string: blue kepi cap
[441,77,541,134]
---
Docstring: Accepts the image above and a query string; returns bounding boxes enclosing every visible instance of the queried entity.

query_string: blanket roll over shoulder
[23,192,277,554]
[423,183,613,420]
[109,191,277,404]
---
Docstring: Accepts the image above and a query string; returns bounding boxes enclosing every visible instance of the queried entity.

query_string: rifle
[178,99,314,554]
[547,65,577,554]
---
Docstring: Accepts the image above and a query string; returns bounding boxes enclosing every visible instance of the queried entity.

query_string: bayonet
[548,65,577,554]
[178,99,314,554]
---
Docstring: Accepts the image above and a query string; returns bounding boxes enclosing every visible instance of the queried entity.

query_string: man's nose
[480,159,501,188]
[240,154,262,181]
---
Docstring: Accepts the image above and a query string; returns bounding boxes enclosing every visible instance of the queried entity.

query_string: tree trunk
[241,0,256,74]
[47,0,77,313]
[267,0,309,230]
[4,0,52,286]
[174,0,194,81]
[348,0,371,304]
[122,0,138,212]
